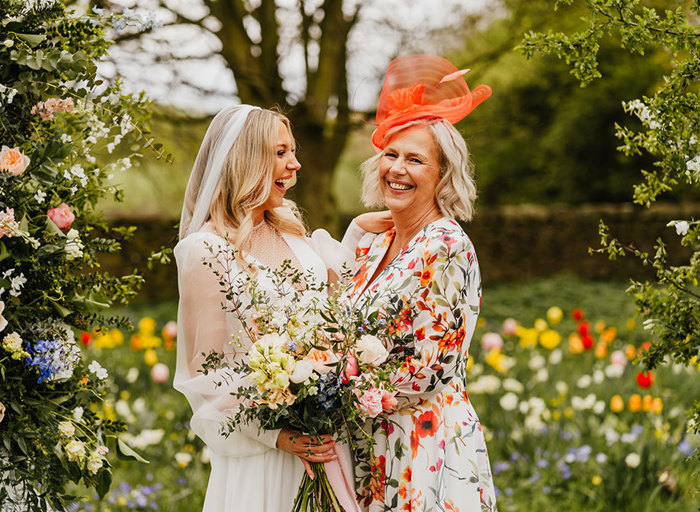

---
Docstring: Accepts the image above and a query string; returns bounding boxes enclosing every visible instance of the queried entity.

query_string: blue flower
[25,339,79,384]
[287,341,298,352]
[492,461,510,475]
[576,444,592,463]
[678,439,695,457]
[536,458,549,468]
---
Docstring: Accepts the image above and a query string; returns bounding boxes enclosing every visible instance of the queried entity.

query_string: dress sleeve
[390,235,480,398]
[173,233,280,457]
[308,228,355,276]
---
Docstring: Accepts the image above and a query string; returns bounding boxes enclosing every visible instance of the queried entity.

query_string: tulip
[636,370,654,389]
[628,394,642,412]
[610,395,624,413]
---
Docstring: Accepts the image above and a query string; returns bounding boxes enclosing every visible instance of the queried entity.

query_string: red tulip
[636,370,654,388]
[572,308,584,321]
[582,334,594,350]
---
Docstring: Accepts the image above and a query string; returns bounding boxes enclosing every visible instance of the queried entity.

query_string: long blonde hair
[181,107,306,272]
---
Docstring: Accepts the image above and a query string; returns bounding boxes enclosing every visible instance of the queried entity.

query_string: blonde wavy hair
[361,119,477,222]
[181,107,306,272]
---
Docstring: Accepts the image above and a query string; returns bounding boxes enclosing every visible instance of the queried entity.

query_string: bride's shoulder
[174,230,234,263]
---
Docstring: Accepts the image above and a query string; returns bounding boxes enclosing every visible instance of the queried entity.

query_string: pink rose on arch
[356,388,383,418]
[481,332,504,351]
[0,146,30,176]
[381,389,398,412]
[47,203,75,231]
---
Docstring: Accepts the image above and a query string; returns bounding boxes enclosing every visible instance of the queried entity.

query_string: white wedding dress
[174,220,364,511]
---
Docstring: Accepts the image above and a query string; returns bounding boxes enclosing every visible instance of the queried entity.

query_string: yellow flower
[642,394,653,412]
[169,432,179,441]
[466,357,474,372]
[626,318,636,330]
[476,317,486,328]
[625,344,637,360]
[119,390,130,400]
[519,328,538,348]
[610,394,624,413]
[594,320,606,334]
[628,394,642,412]
[594,342,608,359]
[592,475,602,486]
[109,329,124,345]
[534,318,548,331]
[563,407,573,419]
[546,306,563,325]
[539,329,561,350]
[485,349,513,373]
[552,410,561,421]
[138,317,156,335]
[651,397,663,415]
[144,349,158,366]
[117,496,127,506]
[568,333,584,354]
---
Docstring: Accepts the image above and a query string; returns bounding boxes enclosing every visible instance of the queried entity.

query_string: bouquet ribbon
[324,444,362,512]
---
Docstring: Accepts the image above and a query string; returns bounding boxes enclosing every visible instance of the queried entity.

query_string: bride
[173,105,389,511]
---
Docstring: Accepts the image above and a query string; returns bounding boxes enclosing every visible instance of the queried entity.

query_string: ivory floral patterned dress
[347,217,497,512]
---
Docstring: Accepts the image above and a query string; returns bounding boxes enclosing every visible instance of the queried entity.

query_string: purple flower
[576,445,592,463]
[505,488,513,497]
[493,461,510,475]
[536,458,549,468]
[678,439,695,457]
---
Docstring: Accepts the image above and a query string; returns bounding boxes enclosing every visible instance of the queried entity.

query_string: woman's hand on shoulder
[276,427,336,479]
[354,210,394,233]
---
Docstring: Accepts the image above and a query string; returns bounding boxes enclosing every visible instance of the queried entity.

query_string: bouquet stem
[291,462,346,512]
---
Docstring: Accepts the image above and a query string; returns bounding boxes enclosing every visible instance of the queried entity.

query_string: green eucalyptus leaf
[16,33,46,48]
[116,438,148,463]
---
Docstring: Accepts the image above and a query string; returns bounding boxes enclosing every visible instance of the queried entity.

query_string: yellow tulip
[625,344,637,360]
[539,329,562,350]
[594,320,606,334]
[563,407,573,419]
[138,317,156,335]
[642,394,653,412]
[534,318,548,332]
[628,394,642,412]
[626,318,636,330]
[519,328,539,348]
[610,394,624,413]
[651,397,663,415]
[594,342,608,359]
[569,333,584,354]
[144,348,158,366]
[546,306,564,325]
[592,475,602,486]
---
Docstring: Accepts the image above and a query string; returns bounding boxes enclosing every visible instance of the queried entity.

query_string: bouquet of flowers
[202,246,402,512]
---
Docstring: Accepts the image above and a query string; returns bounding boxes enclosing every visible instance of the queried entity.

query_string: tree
[519,0,700,432]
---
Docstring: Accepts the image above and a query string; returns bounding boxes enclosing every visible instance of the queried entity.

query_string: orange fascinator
[372,54,492,149]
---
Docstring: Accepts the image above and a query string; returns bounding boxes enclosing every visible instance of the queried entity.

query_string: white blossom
[34,189,46,203]
[625,453,641,468]
[88,360,108,380]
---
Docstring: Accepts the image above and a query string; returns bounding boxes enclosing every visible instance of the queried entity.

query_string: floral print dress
[347,217,497,512]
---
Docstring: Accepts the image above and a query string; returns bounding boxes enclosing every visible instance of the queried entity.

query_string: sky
[85,0,490,114]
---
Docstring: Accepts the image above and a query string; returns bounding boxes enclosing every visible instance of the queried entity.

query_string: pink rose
[502,318,518,336]
[481,332,504,351]
[381,389,398,412]
[150,363,170,383]
[305,348,338,374]
[0,146,30,176]
[357,388,383,418]
[341,354,358,384]
[47,203,75,231]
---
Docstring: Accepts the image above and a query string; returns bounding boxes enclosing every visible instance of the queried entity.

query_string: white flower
[605,429,620,445]
[593,400,606,415]
[549,349,562,365]
[65,440,86,462]
[355,335,389,366]
[200,446,211,464]
[2,332,22,353]
[9,273,26,297]
[502,378,524,393]
[528,354,546,370]
[34,189,46,203]
[87,454,104,474]
[88,360,108,380]
[0,300,6,332]
[115,400,131,418]
[625,452,641,468]
[555,381,568,396]
[596,452,608,464]
[64,229,84,260]
[675,221,689,236]
[0,401,5,423]
[468,375,501,394]
[175,451,193,468]
[499,392,519,411]
[96,445,109,456]
[592,370,604,384]
[124,429,165,450]
[132,397,146,414]
[58,421,75,438]
[126,367,139,383]
[604,365,625,378]
[307,385,318,396]
[576,375,592,389]
[289,359,314,384]
[535,368,549,382]
[72,407,84,421]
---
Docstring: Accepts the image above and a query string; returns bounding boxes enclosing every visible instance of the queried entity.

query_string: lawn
[73,274,698,511]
